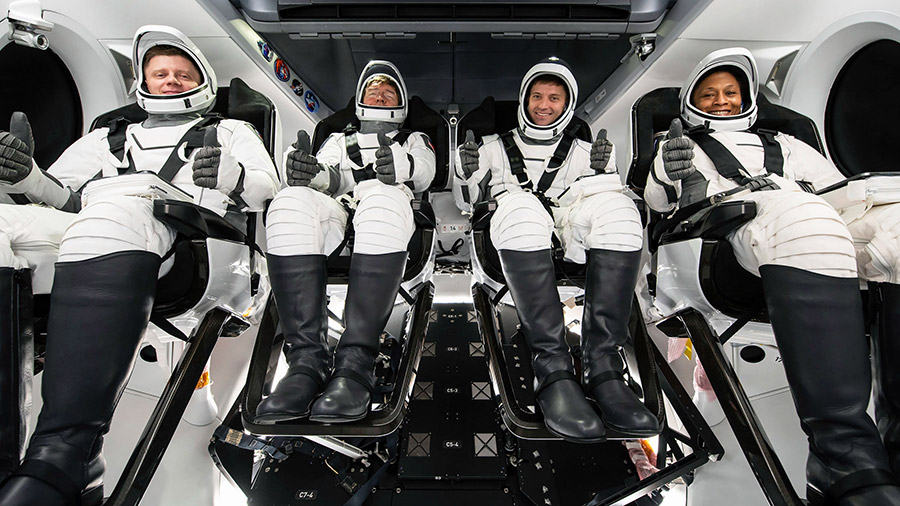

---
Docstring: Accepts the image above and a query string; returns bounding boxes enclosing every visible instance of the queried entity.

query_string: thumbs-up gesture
[459,130,480,179]
[589,128,612,173]
[285,130,320,187]
[661,118,696,181]
[0,112,35,184]
[192,126,243,193]
[374,131,399,185]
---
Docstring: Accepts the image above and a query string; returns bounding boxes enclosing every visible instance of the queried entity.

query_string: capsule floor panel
[239,301,644,506]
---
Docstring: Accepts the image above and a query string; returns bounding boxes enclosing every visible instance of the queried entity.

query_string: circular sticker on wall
[304,90,319,113]
[290,79,304,97]
[257,40,273,62]
[274,58,290,82]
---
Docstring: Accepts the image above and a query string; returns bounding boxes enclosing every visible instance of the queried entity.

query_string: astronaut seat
[240,93,446,437]
[458,97,665,441]
[12,76,278,506]
[627,86,835,503]
[628,87,826,326]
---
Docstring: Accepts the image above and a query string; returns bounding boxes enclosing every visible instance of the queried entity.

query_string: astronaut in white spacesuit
[645,47,900,505]
[255,61,435,424]
[0,25,278,505]
[457,58,659,443]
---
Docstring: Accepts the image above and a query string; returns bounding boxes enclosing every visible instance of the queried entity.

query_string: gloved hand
[589,128,612,173]
[662,118,696,181]
[459,130,480,179]
[192,127,243,193]
[375,131,398,185]
[0,112,35,185]
[285,130,320,187]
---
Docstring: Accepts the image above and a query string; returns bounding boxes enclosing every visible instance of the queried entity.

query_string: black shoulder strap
[537,124,581,193]
[499,131,533,191]
[689,131,747,184]
[392,129,412,146]
[157,115,222,183]
[343,124,364,167]
[753,128,784,177]
[689,129,784,186]
[105,117,136,175]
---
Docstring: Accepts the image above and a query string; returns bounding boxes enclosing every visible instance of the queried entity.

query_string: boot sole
[544,424,607,445]
[309,409,370,424]
[253,410,311,425]
[601,421,662,438]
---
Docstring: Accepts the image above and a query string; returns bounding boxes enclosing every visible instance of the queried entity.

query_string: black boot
[498,249,605,443]
[255,254,329,423]
[582,249,660,436]
[870,282,900,478]
[0,268,33,481]
[0,251,160,506]
[760,265,900,506]
[309,251,407,423]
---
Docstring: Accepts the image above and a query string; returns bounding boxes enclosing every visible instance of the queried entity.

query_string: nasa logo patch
[274,58,290,82]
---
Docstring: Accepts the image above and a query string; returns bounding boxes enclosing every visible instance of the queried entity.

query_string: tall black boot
[255,254,329,423]
[760,265,900,506]
[309,251,407,423]
[870,282,900,478]
[581,249,660,436]
[0,251,160,506]
[497,249,605,443]
[0,268,33,481]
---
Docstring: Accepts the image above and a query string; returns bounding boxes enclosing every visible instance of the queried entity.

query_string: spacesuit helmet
[680,47,758,132]
[517,57,578,141]
[133,25,217,115]
[355,60,408,124]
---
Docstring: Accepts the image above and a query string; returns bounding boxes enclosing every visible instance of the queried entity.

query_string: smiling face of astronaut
[691,70,743,117]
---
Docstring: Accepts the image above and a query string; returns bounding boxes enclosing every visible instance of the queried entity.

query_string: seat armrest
[658,200,758,245]
[153,200,247,243]
[411,199,436,228]
[472,200,497,231]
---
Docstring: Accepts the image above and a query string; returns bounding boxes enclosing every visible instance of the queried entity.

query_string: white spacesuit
[256,60,435,424]
[646,48,900,505]
[0,25,278,506]
[457,58,658,443]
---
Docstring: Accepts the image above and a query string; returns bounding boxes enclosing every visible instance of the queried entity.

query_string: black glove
[0,112,35,184]
[661,118,696,181]
[285,130,320,187]
[375,131,397,185]
[459,130,480,179]
[589,128,612,173]
[192,127,243,193]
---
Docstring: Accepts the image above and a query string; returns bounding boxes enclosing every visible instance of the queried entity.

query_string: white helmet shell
[133,25,217,115]
[680,47,758,132]
[517,57,578,141]
[355,60,408,124]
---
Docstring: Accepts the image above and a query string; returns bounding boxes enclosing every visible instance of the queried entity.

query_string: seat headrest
[627,87,824,196]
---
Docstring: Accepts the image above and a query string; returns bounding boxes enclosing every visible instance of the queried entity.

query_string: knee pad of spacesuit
[490,192,554,252]
[730,191,857,278]
[571,192,642,252]
[266,186,349,256]
[58,196,176,263]
[352,181,414,255]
